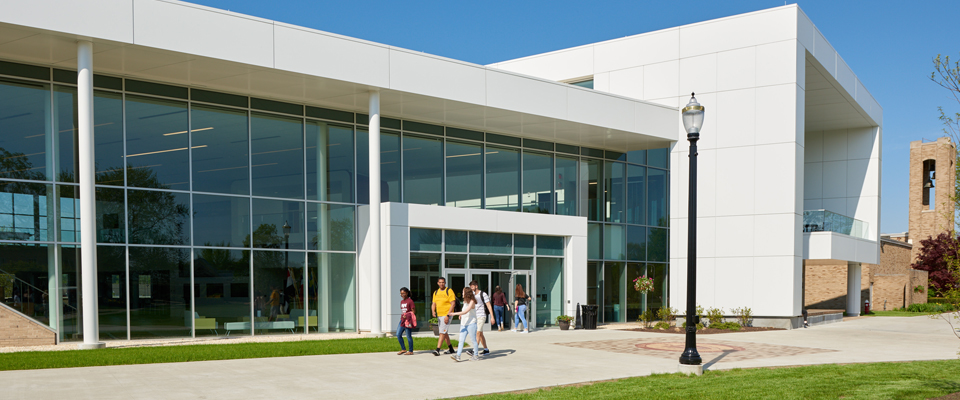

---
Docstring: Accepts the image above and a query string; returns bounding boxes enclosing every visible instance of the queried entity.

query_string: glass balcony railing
[802,210,870,240]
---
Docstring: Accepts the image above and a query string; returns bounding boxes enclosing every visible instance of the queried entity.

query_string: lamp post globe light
[679,93,704,367]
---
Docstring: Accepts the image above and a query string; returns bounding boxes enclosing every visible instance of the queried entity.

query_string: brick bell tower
[908,137,956,262]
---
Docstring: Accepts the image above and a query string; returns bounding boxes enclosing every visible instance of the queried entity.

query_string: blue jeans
[514,304,528,330]
[493,305,505,327]
[456,321,478,358]
[396,322,413,351]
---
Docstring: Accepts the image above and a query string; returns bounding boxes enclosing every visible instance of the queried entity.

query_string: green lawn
[463,360,960,400]
[0,337,450,371]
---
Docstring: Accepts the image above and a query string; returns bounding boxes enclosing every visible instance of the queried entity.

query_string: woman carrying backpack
[492,286,507,331]
[514,284,531,333]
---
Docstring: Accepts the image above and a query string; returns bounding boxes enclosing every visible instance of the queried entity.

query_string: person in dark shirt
[492,286,508,332]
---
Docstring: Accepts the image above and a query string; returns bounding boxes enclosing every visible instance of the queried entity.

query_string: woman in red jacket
[397,287,415,355]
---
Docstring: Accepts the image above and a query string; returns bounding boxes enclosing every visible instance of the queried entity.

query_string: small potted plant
[556,315,574,330]
[429,317,439,336]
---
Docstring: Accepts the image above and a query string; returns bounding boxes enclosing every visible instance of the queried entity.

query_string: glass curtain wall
[0,61,669,338]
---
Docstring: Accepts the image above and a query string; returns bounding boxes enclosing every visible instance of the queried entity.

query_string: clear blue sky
[190,0,959,234]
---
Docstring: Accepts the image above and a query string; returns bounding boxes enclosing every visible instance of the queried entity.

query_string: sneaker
[450,355,462,362]
[521,330,528,334]
[465,349,473,356]
[470,356,479,361]
[444,349,455,354]
[482,349,490,355]
[432,349,440,356]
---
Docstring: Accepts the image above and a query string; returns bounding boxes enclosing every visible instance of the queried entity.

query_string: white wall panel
[716,89,756,148]
[389,49,485,105]
[755,84,798,145]
[822,197,847,216]
[567,87,636,132]
[803,162,823,200]
[594,28,680,72]
[756,41,800,88]
[679,53,717,96]
[695,258,717,307]
[696,149,717,217]
[715,216,755,257]
[821,160,848,199]
[812,31,836,78]
[635,101,680,139]
[693,92,718,150]
[696,217,717,258]
[274,25,389,88]
[134,0,274,68]
[607,67,643,99]
[836,57,857,99]
[593,71,610,92]
[822,130,848,161]
[845,159,870,198]
[717,47,756,92]
[847,127,877,160]
[643,60,679,101]
[0,0,133,43]
[679,7,796,58]
[755,214,796,257]
[485,70,568,121]
[715,146,755,216]
[752,256,800,316]
[805,130,823,162]
[755,143,797,215]
[490,46,594,82]
[714,257,754,309]
[797,12,816,52]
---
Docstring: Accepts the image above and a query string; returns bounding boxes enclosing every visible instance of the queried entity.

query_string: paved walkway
[1,315,958,399]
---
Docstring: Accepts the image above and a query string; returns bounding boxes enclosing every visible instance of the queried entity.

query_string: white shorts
[438,315,451,334]
[477,315,486,325]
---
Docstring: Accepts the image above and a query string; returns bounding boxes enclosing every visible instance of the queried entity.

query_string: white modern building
[0,1,879,347]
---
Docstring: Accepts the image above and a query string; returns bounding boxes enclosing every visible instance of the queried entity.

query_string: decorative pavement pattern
[555,337,837,362]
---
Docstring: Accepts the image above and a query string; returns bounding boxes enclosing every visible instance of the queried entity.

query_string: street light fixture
[679,93,704,367]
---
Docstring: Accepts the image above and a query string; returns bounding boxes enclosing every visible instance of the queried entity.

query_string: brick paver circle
[637,342,745,353]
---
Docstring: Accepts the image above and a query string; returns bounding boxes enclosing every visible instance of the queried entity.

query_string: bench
[223,321,296,335]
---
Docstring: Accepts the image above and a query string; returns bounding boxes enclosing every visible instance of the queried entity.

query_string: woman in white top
[448,286,478,362]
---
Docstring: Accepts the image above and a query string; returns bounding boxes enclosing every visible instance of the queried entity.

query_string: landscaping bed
[624,326,784,334]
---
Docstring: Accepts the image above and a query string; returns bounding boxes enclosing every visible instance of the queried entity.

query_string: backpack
[435,288,461,313]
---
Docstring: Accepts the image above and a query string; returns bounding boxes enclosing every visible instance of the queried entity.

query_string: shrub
[654,321,671,330]
[731,306,754,327]
[907,303,958,313]
[638,310,656,328]
[710,322,741,331]
[705,307,724,327]
[656,306,678,326]
[556,315,574,323]
[429,317,439,325]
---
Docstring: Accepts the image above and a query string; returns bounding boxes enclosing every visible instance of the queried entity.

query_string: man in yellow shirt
[431,277,457,356]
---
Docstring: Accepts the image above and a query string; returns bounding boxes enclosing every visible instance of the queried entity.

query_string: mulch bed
[623,326,785,334]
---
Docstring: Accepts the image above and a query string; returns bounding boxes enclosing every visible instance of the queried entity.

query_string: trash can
[580,304,599,330]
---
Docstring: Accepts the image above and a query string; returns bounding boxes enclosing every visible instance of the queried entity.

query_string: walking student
[449,287,478,362]
[514,284,531,333]
[492,286,507,331]
[468,280,493,356]
[431,277,457,356]
[397,287,415,355]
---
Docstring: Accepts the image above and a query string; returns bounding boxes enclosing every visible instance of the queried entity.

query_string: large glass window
[96,245,127,339]
[582,159,602,221]
[357,130,401,203]
[310,252,356,332]
[307,122,354,203]
[469,255,511,269]
[127,189,190,246]
[309,203,355,251]
[648,168,667,227]
[626,263,644,322]
[445,230,468,253]
[603,225,625,261]
[470,232,511,254]
[251,113,303,199]
[0,243,54,328]
[193,194,250,248]
[0,79,51,181]
[191,105,249,195]
[537,236,563,256]
[587,223,601,260]
[627,225,646,261]
[403,135,443,206]
[129,247,190,338]
[445,141,482,208]
[626,165,645,225]
[194,248,250,337]
[95,187,125,243]
[648,227,668,262]
[125,95,189,190]
[522,151,553,213]
[604,162,625,223]
[57,185,79,242]
[486,146,520,212]
[410,228,442,252]
[536,257,563,326]
[555,156,578,216]
[253,250,305,334]
[603,262,625,323]
[54,87,124,185]
[0,181,52,242]
[252,198,305,250]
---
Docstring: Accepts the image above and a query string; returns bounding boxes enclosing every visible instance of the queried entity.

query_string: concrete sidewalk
[1,316,958,399]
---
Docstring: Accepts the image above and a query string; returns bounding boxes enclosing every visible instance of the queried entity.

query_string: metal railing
[802,210,870,240]
[0,267,77,328]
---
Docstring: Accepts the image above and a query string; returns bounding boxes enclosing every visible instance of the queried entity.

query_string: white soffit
[0,0,677,152]
[804,53,877,131]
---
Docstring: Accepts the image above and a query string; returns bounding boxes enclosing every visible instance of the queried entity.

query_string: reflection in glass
[60,245,80,340]
[403,135,443,205]
[469,255,511,270]
[536,236,563,256]
[587,223,601,260]
[191,105,249,195]
[409,253,440,332]
[193,194,250,247]
[603,262,625,323]
[0,181,52,241]
[253,250,305,334]
[310,252,356,332]
[648,168,667,226]
[125,95,189,190]
[53,86,77,183]
[626,263,644,322]
[356,130,400,203]
[96,245,127,339]
[0,243,54,328]
[626,165,645,225]
[57,185,79,242]
[93,91,125,185]
[514,234,533,255]
[307,122,354,203]
[96,187,125,243]
[0,79,50,181]
[129,247,190,338]
[514,257,533,270]
[556,156,578,216]
[410,228,442,252]
[581,159,602,221]
[445,230,468,253]
[522,151,553,213]
[604,224,625,260]
[647,263,667,312]
[648,227,667,262]
[252,198,305,250]
[309,203,355,251]
[470,232,511,254]
[486,146,520,212]
[128,189,190,245]
[627,225,646,261]
[194,249,250,336]
[536,257,563,326]
[445,254,467,269]
[251,112,303,199]
[648,148,668,169]
[587,261,600,310]
[604,162,624,223]
[445,141,482,208]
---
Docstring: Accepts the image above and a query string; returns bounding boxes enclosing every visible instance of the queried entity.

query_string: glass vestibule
[589,261,669,324]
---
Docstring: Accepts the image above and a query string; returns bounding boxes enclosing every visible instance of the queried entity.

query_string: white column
[77,40,104,349]
[368,90,383,337]
[846,262,861,317]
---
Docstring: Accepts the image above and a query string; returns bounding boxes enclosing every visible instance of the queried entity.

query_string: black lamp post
[679,93,704,366]
[282,220,291,266]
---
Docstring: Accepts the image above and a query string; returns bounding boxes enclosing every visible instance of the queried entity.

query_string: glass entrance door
[509,271,535,330]
[409,271,439,332]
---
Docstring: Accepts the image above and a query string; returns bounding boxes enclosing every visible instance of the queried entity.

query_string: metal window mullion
[248,109,255,337]
[125,246,131,340]
[190,248,196,338]
[303,118,310,334]
[399,132,404,203]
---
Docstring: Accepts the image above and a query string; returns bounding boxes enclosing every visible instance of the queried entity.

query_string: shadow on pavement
[703,349,737,369]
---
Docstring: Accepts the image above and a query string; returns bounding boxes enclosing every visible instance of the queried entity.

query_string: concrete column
[368,90,383,337]
[77,40,104,349]
[846,262,861,317]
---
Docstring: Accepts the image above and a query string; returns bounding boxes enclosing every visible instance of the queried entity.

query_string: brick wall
[0,304,56,347]
[908,138,956,262]
[803,260,869,310]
